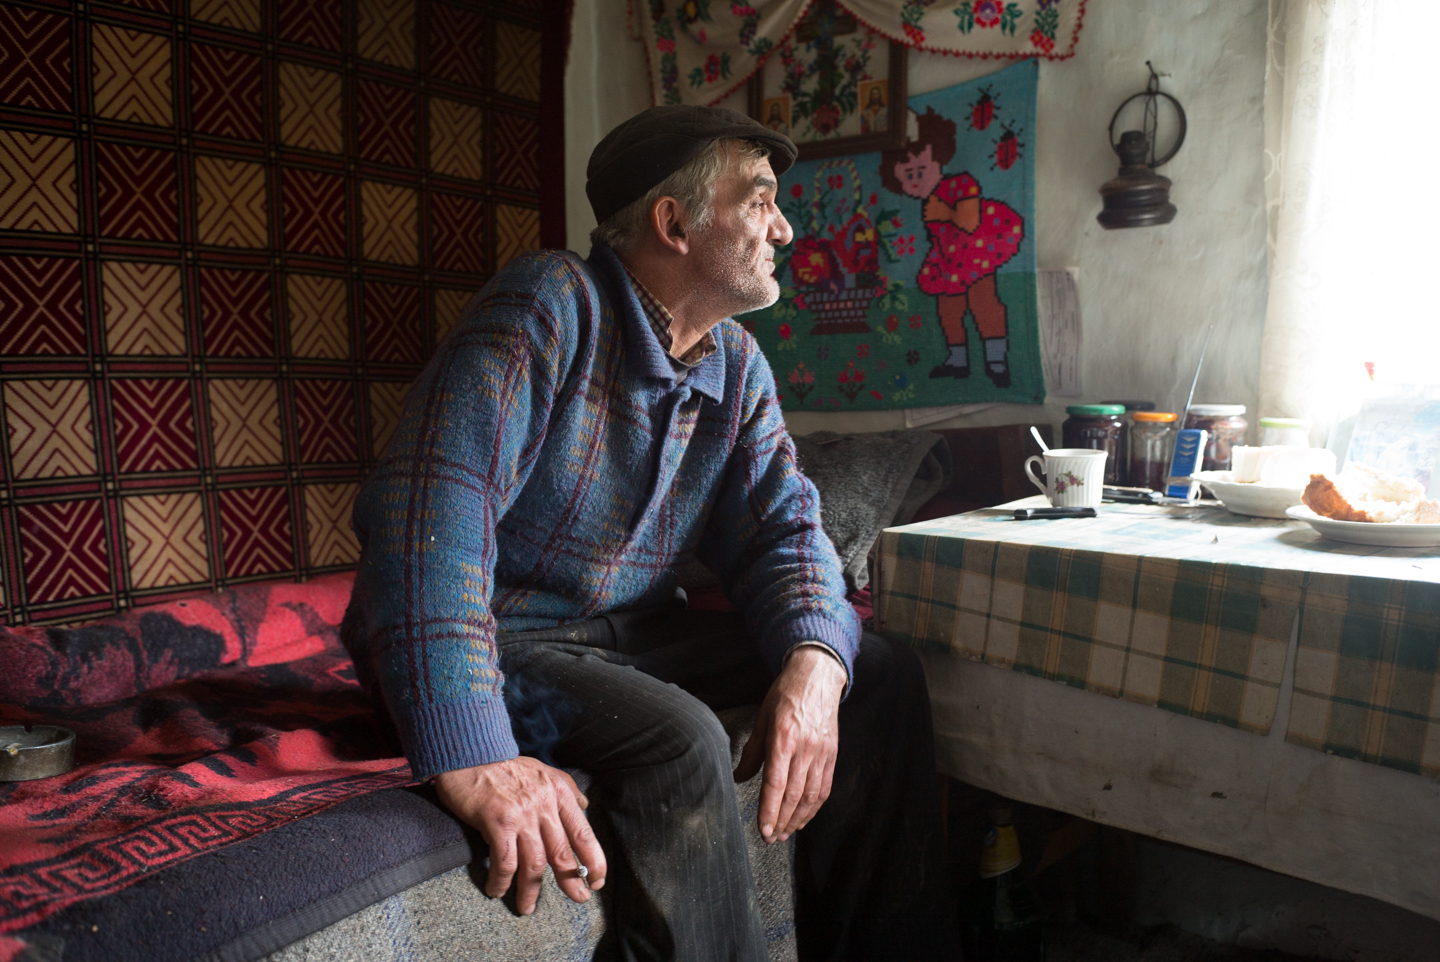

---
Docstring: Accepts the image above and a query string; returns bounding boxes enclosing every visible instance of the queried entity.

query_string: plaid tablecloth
[875,497,1440,778]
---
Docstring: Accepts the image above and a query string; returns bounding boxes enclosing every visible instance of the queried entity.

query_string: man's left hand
[734,646,846,844]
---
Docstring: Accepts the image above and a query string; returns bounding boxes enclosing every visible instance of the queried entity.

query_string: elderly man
[343,106,956,961]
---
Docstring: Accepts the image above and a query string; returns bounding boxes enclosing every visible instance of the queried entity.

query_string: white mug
[1024,449,1107,508]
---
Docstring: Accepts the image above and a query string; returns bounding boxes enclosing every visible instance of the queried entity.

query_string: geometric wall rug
[0,0,567,624]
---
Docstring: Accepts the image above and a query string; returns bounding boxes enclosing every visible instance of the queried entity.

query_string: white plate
[1192,471,1304,519]
[1284,504,1440,547]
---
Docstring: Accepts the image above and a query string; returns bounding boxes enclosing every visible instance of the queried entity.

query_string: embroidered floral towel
[634,0,1082,107]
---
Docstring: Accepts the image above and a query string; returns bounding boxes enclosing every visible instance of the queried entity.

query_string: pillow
[791,430,952,590]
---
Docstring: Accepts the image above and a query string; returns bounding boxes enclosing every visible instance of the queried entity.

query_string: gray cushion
[261,707,794,962]
[792,430,952,589]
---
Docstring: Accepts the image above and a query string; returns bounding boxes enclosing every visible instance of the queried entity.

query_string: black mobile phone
[1013,507,1097,520]
[1102,486,1163,504]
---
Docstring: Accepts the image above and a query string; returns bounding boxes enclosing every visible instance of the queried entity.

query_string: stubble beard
[695,230,779,319]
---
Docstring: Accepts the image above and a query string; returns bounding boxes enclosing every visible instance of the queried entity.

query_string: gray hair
[590,138,770,252]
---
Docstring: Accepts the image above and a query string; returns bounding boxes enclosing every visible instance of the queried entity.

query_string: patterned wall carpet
[0,0,563,624]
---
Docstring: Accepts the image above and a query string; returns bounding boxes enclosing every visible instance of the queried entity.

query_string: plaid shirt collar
[623,266,717,368]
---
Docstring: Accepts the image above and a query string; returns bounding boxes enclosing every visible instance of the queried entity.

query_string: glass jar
[1063,404,1126,485]
[1183,404,1249,472]
[1129,412,1178,491]
[1259,416,1311,447]
[1102,401,1156,486]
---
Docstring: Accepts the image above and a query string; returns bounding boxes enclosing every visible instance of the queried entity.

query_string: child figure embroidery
[880,107,1025,386]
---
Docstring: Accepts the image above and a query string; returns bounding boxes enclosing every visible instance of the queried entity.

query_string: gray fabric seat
[261,708,796,962]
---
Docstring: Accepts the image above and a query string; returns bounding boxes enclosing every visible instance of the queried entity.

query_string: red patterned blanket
[0,572,412,941]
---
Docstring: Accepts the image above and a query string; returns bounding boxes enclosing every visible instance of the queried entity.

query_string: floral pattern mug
[1024,448,1107,508]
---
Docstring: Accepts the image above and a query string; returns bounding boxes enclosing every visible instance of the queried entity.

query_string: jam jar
[1129,412,1178,491]
[1102,401,1157,486]
[1184,404,1249,472]
[1062,404,1126,485]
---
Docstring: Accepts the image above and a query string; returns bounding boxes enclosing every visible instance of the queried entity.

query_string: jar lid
[1100,400,1157,412]
[1066,404,1126,416]
[1187,404,1247,416]
[1132,411,1178,422]
[1260,416,1310,428]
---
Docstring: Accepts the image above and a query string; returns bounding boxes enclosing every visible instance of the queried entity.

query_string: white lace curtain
[1259,0,1440,445]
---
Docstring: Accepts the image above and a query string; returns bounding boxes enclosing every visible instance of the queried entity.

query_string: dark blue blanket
[15,788,476,962]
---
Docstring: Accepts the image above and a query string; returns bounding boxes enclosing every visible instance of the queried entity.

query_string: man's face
[893,144,942,199]
[685,151,794,317]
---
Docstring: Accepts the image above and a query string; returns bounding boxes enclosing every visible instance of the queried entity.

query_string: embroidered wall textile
[743,59,1041,412]
[635,0,1082,107]
[0,0,564,625]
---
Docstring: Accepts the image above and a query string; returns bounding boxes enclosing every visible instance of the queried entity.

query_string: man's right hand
[434,757,607,915]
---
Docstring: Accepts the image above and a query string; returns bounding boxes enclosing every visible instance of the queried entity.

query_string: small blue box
[1165,428,1209,499]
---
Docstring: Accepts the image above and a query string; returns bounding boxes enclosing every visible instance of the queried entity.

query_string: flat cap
[586,105,797,226]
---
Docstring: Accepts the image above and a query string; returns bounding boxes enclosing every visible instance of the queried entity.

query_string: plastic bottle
[958,804,1046,962]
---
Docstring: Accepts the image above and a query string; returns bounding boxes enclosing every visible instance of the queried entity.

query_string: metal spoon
[1030,426,1050,452]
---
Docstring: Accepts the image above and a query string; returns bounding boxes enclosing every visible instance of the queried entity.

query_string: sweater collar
[587,242,726,403]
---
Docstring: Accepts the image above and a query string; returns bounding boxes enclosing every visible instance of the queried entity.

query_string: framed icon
[761,94,792,136]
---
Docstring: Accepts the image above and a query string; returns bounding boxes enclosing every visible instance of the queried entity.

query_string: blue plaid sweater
[342,243,860,779]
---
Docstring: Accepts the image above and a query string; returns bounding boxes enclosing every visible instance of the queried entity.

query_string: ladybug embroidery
[970,86,996,131]
[993,126,1023,171]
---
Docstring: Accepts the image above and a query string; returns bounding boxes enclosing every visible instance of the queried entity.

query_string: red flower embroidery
[1030,29,1056,53]
[885,315,899,333]
[778,323,792,340]
[791,183,805,198]
[657,38,675,53]
[703,54,722,82]
[857,343,870,358]
[975,0,1002,28]
[791,236,837,287]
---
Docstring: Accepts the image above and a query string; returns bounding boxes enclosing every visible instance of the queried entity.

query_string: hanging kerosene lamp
[1098,62,1187,229]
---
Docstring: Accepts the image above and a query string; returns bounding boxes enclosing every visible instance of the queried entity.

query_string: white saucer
[1284,504,1440,547]
[1192,471,1304,519]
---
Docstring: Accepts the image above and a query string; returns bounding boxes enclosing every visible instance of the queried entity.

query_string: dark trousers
[496,608,958,962]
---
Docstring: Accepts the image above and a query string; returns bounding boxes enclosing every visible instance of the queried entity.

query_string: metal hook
[1107,63,1187,169]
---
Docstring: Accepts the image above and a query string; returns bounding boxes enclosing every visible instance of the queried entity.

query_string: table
[875,496,1440,922]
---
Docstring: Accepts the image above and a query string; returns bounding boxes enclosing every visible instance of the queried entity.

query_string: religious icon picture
[762,95,792,136]
[859,80,889,134]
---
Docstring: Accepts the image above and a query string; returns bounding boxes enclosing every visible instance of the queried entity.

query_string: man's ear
[649,196,691,255]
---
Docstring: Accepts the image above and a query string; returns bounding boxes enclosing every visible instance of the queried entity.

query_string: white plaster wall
[563,0,652,253]
[564,0,1270,440]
